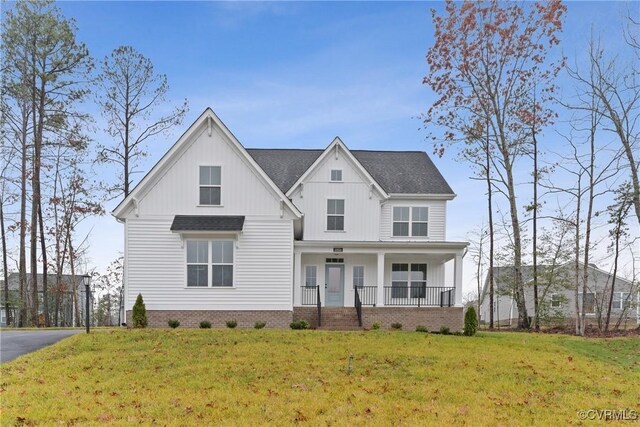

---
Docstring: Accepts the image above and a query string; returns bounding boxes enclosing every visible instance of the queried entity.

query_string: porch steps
[317,307,363,331]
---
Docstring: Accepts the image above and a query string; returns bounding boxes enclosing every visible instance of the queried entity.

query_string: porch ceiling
[294,240,468,257]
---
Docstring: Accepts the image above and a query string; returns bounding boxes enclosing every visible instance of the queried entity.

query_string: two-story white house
[113,108,468,330]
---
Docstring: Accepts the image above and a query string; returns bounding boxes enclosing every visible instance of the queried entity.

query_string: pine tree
[131,293,147,328]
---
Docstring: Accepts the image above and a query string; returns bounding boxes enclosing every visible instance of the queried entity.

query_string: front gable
[288,138,387,241]
[113,109,301,220]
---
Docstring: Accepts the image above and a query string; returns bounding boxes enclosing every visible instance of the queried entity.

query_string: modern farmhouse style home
[113,108,468,330]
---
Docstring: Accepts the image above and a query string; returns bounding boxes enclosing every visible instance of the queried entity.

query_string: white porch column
[454,252,463,307]
[293,251,302,307]
[377,252,385,306]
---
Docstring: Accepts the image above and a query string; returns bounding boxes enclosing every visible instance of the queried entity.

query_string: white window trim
[392,206,429,237]
[185,239,236,288]
[550,293,562,308]
[326,198,345,232]
[305,265,318,287]
[198,165,222,207]
[353,265,365,288]
[578,292,596,315]
[330,169,343,182]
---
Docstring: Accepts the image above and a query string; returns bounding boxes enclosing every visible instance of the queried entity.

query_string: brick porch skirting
[126,310,293,329]
[293,306,464,331]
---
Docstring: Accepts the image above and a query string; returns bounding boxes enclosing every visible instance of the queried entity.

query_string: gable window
[353,266,364,288]
[551,294,562,308]
[393,207,428,237]
[186,240,234,287]
[199,166,221,205]
[327,199,345,231]
[330,169,343,182]
[305,266,317,287]
[186,240,209,287]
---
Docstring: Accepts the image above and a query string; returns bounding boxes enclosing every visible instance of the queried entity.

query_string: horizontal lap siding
[126,217,293,311]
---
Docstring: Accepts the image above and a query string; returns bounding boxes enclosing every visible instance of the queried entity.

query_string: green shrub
[226,320,237,329]
[415,325,428,333]
[390,322,402,330]
[289,319,310,330]
[439,326,450,335]
[254,321,266,329]
[131,294,148,328]
[371,321,381,330]
[168,319,180,329]
[464,307,478,336]
[199,321,211,329]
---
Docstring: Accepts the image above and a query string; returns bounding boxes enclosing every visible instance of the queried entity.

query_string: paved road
[0,330,82,363]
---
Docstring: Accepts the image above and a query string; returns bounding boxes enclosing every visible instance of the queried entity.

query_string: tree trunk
[486,123,495,329]
[604,228,620,332]
[68,232,80,327]
[38,199,49,326]
[18,108,28,327]
[574,177,582,336]
[532,122,539,331]
[1,197,11,326]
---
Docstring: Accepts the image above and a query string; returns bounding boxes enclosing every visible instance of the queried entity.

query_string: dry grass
[0,329,638,426]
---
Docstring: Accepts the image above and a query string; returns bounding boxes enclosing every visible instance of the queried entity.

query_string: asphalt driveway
[0,329,82,363]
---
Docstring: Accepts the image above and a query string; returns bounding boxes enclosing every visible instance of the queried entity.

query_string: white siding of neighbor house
[126,217,293,311]
[289,150,383,241]
[380,199,447,241]
[128,125,294,218]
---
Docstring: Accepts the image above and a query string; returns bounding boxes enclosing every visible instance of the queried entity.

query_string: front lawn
[1,329,638,425]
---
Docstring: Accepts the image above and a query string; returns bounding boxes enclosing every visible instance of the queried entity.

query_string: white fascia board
[112,108,302,219]
[387,193,456,201]
[285,137,389,199]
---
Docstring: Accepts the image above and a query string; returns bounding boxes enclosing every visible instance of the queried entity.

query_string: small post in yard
[83,274,91,333]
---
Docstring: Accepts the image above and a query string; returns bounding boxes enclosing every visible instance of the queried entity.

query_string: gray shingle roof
[170,215,245,232]
[246,149,454,195]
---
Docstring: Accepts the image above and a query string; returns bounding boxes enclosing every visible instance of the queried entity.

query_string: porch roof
[294,240,468,255]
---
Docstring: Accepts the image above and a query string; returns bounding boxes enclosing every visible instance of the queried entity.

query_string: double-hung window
[612,292,631,310]
[353,266,364,288]
[330,169,343,182]
[199,166,221,205]
[186,240,234,287]
[305,266,317,287]
[580,292,596,314]
[391,264,409,298]
[551,294,562,308]
[327,199,345,231]
[393,207,429,237]
[186,241,209,287]
[410,264,427,298]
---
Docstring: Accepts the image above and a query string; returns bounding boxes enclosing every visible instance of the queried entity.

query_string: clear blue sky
[8,1,636,296]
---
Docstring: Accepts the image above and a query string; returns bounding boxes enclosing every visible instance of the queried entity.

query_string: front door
[325,264,344,307]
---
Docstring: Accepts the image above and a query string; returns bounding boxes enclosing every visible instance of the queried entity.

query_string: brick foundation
[293,306,464,331]
[126,310,293,329]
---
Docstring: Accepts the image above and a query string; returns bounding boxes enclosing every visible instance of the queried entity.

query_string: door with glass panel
[325,264,344,307]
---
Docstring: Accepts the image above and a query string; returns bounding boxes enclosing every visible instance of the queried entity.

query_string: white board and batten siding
[290,149,383,241]
[380,199,447,241]
[122,118,295,312]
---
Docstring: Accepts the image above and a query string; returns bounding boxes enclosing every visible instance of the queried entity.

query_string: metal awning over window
[170,215,245,232]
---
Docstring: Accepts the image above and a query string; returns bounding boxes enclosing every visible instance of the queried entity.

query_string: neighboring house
[0,273,88,326]
[113,108,468,330]
[479,262,639,328]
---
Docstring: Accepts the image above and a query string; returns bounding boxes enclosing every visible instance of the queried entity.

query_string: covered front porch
[293,241,467,309]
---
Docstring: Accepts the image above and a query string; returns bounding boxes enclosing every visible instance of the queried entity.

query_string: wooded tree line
[424,0,639,335]
[0,0,187,326]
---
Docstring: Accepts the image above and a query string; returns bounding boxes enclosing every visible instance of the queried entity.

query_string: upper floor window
[186,239,234,287]
[327,199,344,231]
[393,207,429,237]
[330,169,343,182]
[199,166,221,205]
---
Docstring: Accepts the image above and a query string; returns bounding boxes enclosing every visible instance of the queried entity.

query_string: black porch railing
[354,286,363,327]
[383,286,454,307]
[316,285,322,327]
[353,286,377,306]
[300,285,318,306]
